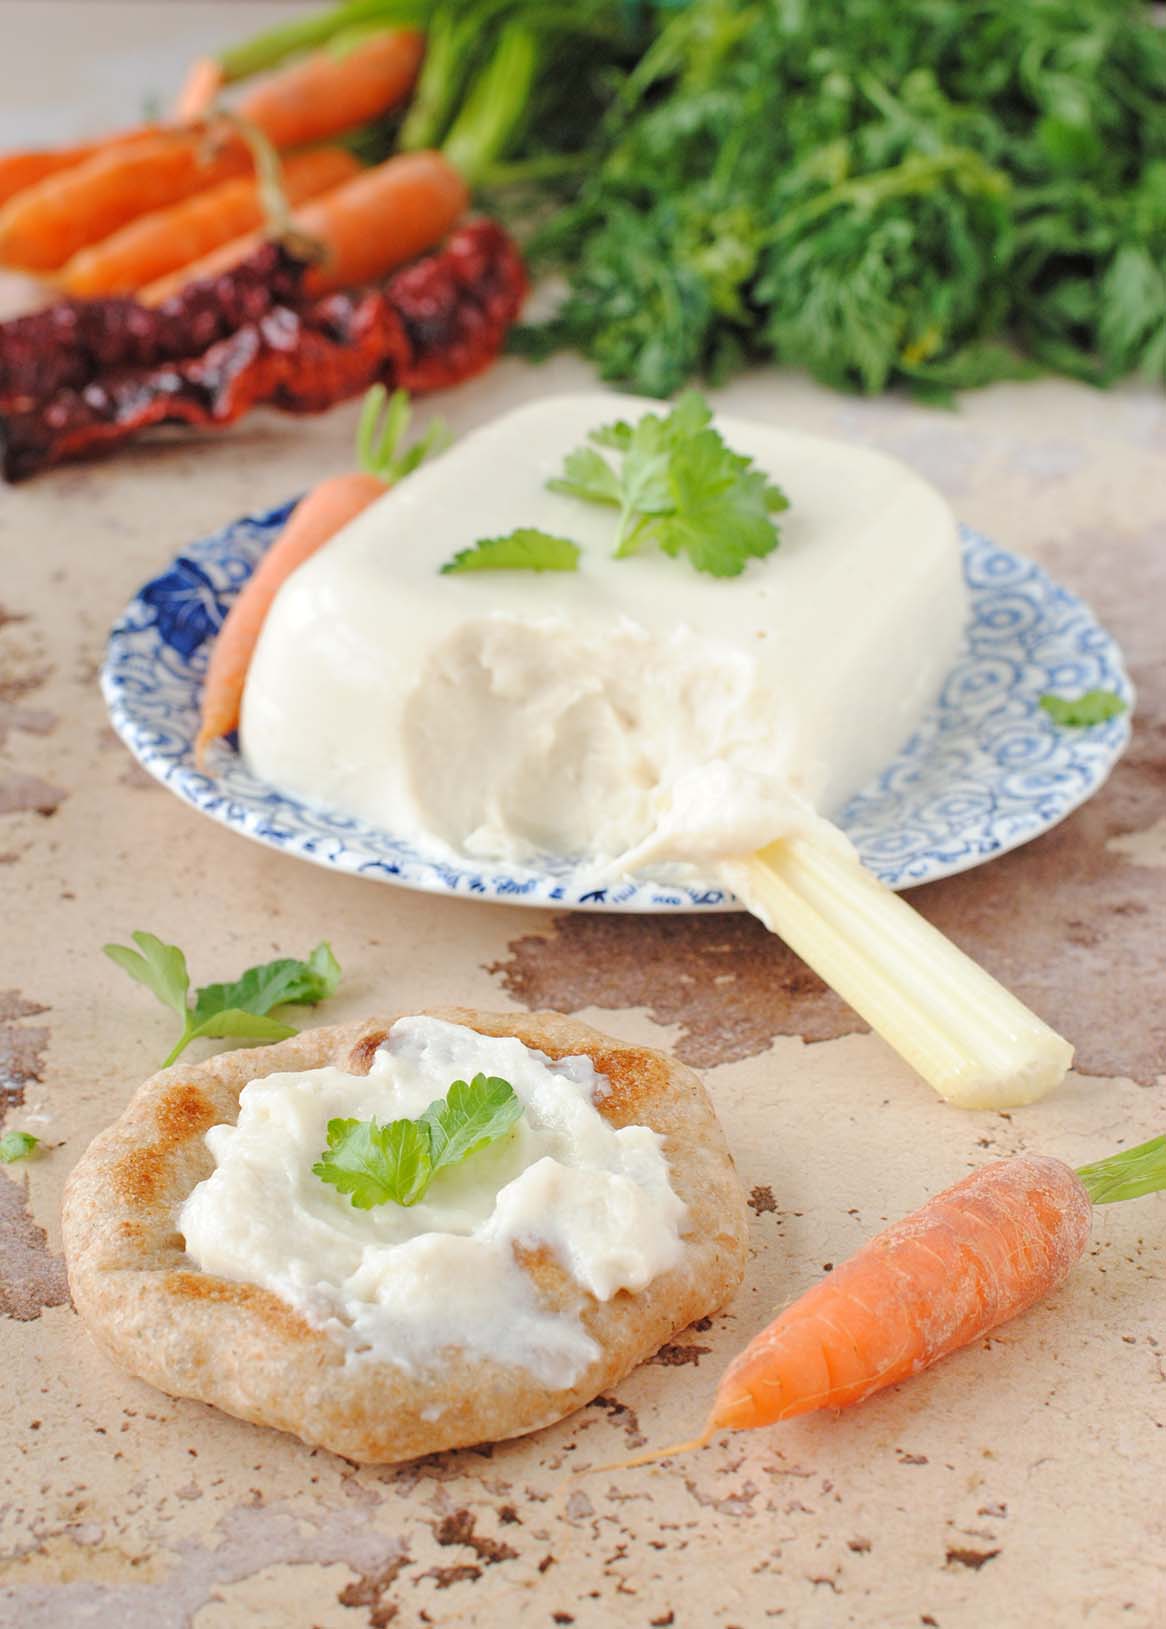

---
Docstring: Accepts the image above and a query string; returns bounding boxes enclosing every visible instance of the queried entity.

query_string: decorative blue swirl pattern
[102,501,1133,912]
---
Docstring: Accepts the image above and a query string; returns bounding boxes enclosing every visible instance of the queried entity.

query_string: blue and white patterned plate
[102,502,1133,911]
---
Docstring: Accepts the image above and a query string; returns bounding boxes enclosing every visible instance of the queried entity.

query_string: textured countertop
[1,7,1163,1626]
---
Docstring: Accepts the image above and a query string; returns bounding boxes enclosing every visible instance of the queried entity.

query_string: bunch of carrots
[0,27,470,304]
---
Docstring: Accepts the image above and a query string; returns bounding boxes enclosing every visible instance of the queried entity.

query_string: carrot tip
[572,1423,722,1478]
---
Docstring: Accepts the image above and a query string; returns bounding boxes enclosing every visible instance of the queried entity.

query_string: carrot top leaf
[356,384,453,484]
[1076,1134,1166,1205]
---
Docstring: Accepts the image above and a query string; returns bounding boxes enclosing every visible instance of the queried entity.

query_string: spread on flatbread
[63,1008,748,1465]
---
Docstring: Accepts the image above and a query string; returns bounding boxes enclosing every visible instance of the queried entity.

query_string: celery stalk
[728,838,1073,1109]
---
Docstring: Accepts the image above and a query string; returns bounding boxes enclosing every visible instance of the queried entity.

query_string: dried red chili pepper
[0,242,306,408]
[0,221,525,481]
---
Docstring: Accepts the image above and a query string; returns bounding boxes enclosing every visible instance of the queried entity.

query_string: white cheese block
[241,394,965,869]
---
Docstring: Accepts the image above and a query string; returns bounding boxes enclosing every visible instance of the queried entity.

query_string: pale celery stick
[726,838,1073,1109]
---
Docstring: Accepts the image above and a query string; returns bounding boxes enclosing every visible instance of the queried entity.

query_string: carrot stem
[357,383,452,480]
[441,22,540,188]
[1076,1134,1166,1205]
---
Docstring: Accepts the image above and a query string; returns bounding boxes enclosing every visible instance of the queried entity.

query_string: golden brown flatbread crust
[63,1008,747,1464]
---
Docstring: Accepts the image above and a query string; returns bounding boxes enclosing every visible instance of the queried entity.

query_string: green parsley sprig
[549,391,788,577]
[103,931,342,1068]
[440,527,581,574]
[313,1073,523,1209]
[0,1130,39,1163]
[1039,690,1128,728]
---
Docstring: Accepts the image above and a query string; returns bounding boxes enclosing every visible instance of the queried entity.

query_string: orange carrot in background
[59,146,360,296]
[236,29,425,150]
[141,149,469,306]
[602,1135,1166,1466]
[0,128,160,209]
[0,131,252,271]
[173,56,225,124]
[196,387,451,766]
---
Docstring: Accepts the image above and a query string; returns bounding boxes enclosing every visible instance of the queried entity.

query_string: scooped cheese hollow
[240,395,965,870]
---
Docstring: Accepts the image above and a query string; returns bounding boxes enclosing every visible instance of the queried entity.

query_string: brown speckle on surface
[0,1172,70,1321]
[434,1508,518,1565]
[0,704,57,752]
[946,1547,1002,1571]
[426,1562,481,1589]
[0,1023,49,1115]
[0,772,67,817]
[0,990,49,1023]
[337,1555,407,1627]
[748,1184,778,1215]
[649,1344,711,1367]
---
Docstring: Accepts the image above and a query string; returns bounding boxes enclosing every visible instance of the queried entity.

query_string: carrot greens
[209,0,1166,399]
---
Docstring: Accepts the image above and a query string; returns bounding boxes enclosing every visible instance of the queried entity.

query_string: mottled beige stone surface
[0,7,1163,1627]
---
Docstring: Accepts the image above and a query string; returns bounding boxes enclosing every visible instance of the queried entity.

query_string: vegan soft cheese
[241,395,966,869]
[178,1017,687,1386]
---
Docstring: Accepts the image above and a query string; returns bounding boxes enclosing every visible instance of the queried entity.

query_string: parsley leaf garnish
[313,1116,434,1209]
[1039,690,1128,728]
[441,528,581,574]
[103,932,342,1067]
[0,1130,39,1163]
[549,390,788,577]
[313,1073,523,1209]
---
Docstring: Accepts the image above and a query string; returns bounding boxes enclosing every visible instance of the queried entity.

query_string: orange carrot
[603,1135,1166,1469]
[0,129,160,209]
[173,56,225,124]
[0,131,253,272]
[141,149,469,306]
[59,147,360,296]
[236,30,425,151]
[196,387,451,766]
[711,1155,1092,1433]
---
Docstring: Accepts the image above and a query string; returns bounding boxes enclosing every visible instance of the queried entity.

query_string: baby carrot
[0,131,252,272]
[609,1135,1166,1466]
[195,387,450,766]
[172,56,225,124]
[59,147,360,296]
[0,129,158,209]
[140,149,469,305]
[235,29,425,151]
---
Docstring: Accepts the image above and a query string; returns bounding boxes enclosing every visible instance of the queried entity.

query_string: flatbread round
[63,1008,748,1464]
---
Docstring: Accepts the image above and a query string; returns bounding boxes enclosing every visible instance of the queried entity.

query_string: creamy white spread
[240,394,966,874]
[178,1017,688,1387]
